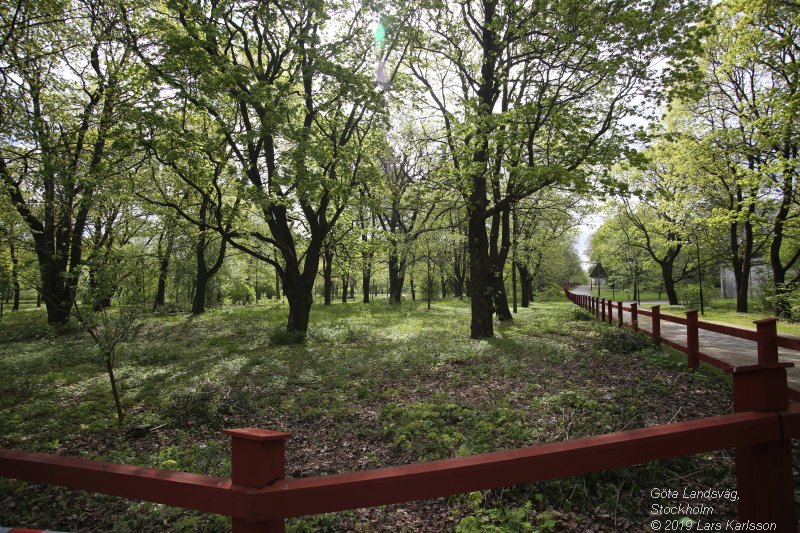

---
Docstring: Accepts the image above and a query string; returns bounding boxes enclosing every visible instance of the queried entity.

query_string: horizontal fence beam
[245,411,783,521]
[660,314,688,325]
[565,289,798,398]
[777,334,800,351]
[0,449,244,518]
[698,321,758,341]
[1,410,794,523]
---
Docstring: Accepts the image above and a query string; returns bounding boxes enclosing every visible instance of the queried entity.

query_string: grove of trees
[590,0,799,316]
[6,0,792,337]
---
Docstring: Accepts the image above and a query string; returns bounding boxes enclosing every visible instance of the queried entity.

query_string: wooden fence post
[601,298,606,322]
[630,303,638,332]
[617,301,623,328]
[225,428,292,532]
[732,318,796,527]
[607,299,613,325]
[651,305,660,346]
[686,310,698,370]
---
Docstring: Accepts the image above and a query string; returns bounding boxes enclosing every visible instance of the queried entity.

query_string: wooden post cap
[224,428,292,442]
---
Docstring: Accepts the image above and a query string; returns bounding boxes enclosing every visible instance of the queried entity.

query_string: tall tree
[410,0,708,337]
[377,139,436,304]
[677,1,786,312]
[1,0,138,323]
[613,138,709,304]
[133,0,403,334]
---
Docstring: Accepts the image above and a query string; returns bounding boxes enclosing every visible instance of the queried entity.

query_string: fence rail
[1,293,799,531]
[567,290,800,403]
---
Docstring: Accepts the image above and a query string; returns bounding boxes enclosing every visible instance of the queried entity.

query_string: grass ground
[0,299,793,531]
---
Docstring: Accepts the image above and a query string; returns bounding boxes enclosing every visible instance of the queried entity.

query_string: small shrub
[162,381,254,427]
[380,400,536,460]
[269,327,306,345]
[676,283,716,310]
[456,494,558,533]
[571,308,594,321]
[763,284,800,320]
[595,327,650,354]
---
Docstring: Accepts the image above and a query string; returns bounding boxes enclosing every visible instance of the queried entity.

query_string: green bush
[595,326,650,354]
[571,308,594,321]
[676,283,716,310]
[161,380,254,427]
[269,327,307,345]
[763,283,800,320]
[380,400,536,460]
[456,493,558,533]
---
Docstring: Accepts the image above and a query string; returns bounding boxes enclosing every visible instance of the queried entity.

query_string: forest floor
[1,300,798,532]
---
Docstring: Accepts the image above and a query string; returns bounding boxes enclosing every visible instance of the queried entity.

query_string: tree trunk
[388,249,405,304]
[427,261,432,310]
[41,259,72,324]
[153,229,175,311]
[454,279,464,299]
[275,266,281,300]
[341,275,348,304]
[192,197,227,315]
[323,250,333,305]
[488,205,513,321]
[362,269,371,303]
[511,260,517,313]
[410,271,416,301]
[452,237,467,299]
[9,237,20,311]
[192,270,209,315]
[490,272,512,320]
[284,271,313,335]
[106,354,124,427]
[517,264,529,308]
[661,263,679,305]
[469,213,494,338]
[769,168,796,317]
[440,272,447,299]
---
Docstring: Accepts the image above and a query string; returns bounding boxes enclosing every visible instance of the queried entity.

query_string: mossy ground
[0,299,780,531]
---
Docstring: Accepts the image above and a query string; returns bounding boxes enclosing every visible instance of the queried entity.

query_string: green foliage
[287,511,356,532]
[456,493,558,533]
[161,380,254,428]
[268,327,308,346]
[380,400,537,460]
[594,326,651,355]
[676,283,717,309]
[456,500,535,532]
[571,308,595,321]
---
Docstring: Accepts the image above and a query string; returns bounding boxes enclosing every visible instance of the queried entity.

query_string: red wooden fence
[1,293,799,531]
[566,290,800,402]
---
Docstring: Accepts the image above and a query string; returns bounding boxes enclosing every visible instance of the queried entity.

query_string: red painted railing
[565,290,800,400]
[1,294,799,531]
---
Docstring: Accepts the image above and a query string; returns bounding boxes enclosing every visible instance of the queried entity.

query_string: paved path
[570,286,800,391]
